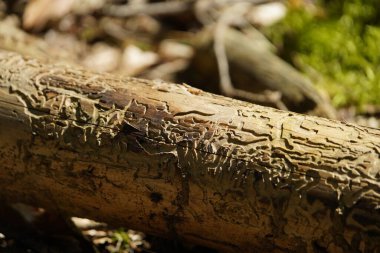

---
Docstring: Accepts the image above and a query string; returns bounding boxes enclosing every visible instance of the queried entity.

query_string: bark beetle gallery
[0,52,379,252]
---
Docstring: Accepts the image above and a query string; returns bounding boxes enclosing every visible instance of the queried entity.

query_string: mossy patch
[264,0,380,109]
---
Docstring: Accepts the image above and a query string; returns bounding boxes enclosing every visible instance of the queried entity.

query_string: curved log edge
[0,51,379,252]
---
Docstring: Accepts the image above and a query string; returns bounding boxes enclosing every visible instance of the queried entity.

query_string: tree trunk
[0,51,379,253]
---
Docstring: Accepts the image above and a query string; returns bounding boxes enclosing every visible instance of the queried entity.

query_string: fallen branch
[213,3,288,110]
[0,51,379,252]
[189,27,337,118]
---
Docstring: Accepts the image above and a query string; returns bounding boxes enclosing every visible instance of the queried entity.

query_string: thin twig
[213,18,233,94]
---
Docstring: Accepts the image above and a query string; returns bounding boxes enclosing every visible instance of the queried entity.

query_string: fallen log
[0,51,379,252]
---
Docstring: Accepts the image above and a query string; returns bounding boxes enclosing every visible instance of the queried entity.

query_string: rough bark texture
[0,51,379,253]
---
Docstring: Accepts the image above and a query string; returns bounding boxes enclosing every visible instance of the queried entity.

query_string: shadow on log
[0,51,379,252]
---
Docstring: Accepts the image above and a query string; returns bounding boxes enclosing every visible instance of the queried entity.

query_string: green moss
[265,0,380,109]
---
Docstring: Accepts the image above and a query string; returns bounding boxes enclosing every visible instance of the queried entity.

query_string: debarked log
[0,51,379,252]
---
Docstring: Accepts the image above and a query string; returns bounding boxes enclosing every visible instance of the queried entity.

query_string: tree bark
[0,51,379,253]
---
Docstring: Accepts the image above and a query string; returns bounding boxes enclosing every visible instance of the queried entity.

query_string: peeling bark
[0,51,379,253]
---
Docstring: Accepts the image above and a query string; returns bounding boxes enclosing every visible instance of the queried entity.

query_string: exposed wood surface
[0,51,379,252]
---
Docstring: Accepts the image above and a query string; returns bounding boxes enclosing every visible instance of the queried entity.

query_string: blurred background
[0,0,379,252]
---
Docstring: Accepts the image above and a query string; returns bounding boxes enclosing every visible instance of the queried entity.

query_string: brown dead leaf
[23,0,75,31]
